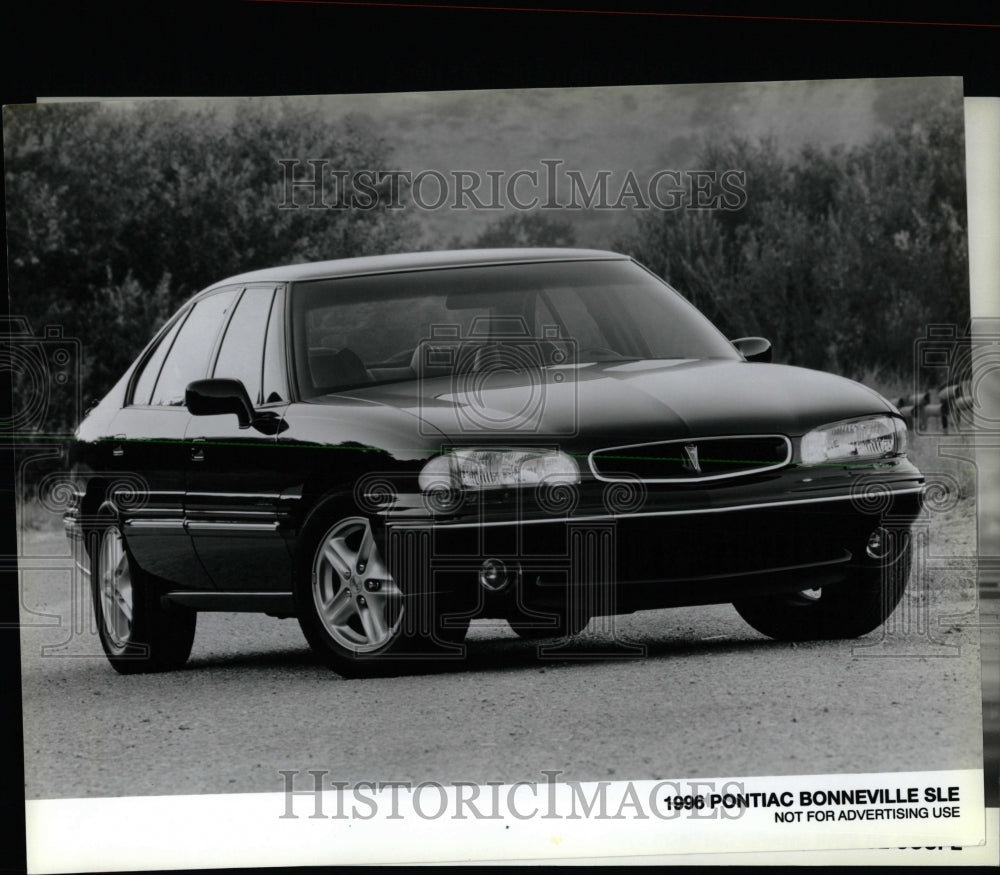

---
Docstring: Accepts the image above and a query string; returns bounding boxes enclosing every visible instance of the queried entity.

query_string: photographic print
[6,75,990,866]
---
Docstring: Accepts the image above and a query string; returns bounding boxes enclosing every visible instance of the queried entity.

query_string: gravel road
[20,500,984,800]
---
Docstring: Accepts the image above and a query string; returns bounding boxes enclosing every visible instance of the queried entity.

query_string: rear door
[112,287,240,588]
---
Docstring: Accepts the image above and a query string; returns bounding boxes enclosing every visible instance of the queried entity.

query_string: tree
[458,211,577,248]
[613,101,969,380]
[4,100,419,437]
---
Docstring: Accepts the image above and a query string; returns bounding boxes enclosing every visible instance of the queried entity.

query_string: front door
[184,285,294,591]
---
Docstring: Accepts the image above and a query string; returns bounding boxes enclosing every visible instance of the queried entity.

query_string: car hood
[331,359,895,450]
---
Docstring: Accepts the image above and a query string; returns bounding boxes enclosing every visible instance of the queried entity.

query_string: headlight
[419,448,581,492]
[800,415,907,465]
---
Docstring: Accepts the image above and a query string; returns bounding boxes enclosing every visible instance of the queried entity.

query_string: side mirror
[731,336,772,363]
[185,379,254,428]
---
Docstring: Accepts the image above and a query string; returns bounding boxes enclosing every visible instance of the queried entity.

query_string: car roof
[198,248,629,295]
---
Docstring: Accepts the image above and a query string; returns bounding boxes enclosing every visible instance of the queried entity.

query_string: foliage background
[4,84,969,442]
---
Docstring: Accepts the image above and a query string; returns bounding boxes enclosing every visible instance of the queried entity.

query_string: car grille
[613,507,855,582]
[588,435,791,482]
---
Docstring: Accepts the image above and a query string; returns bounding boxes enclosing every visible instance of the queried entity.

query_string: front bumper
[378,461,924,616]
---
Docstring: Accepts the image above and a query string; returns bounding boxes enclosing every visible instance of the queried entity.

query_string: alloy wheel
[311,516,403,653]
[98,527,134,652]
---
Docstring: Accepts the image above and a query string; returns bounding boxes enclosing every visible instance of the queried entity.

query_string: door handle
[190,437,206,462]
[112,434,126,457]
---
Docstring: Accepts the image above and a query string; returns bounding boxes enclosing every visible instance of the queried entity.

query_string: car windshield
[290,258,739,398]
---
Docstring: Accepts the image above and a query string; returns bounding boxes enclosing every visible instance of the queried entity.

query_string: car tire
[90,513,197,674]
[732,530,912,641]
[294,511,470,677]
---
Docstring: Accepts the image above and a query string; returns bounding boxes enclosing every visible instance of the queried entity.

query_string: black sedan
[64,248,924,675]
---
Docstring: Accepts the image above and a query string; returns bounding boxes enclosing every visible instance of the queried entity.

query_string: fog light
[479,558,510,592]
[866,527,890,560]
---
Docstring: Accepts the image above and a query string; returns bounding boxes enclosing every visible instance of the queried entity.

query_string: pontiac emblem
[682,443,702,474]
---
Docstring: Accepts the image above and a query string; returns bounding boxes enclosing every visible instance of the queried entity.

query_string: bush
[613,100,969,381]
[5,100,418,437]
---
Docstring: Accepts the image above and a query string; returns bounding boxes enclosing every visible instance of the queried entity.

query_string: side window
[150,289,239,406]
[131,313,186,406]
[213,287,274,405]
[262,288,289,404]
